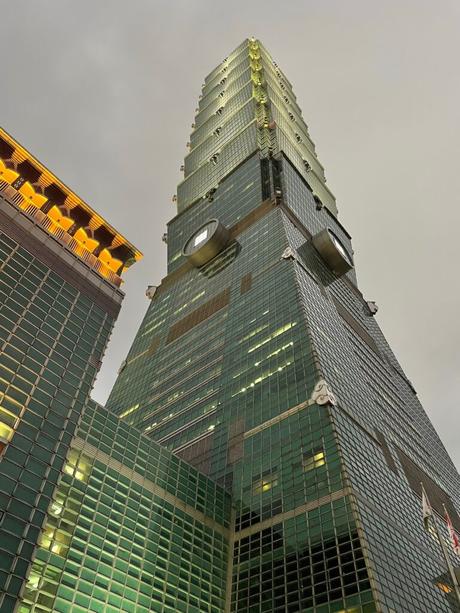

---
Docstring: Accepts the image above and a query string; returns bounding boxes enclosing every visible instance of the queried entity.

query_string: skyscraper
[107,39,460,612]
[0,127,141,611]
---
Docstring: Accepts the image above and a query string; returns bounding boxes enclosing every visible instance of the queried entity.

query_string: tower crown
[177,38,337,217]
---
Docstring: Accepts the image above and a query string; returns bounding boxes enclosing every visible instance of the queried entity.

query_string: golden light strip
[0,127,142,281]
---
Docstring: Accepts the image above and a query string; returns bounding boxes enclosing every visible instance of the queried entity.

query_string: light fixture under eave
[0,128,143,283]
[0,159,19,184]
[18,182,47,209]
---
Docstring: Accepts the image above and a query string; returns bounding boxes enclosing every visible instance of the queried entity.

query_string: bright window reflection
[193,229,208,247]
[303,449,326,472]
[253,470,278,495]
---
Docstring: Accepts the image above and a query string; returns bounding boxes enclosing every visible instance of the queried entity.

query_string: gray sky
[2,0,459,467]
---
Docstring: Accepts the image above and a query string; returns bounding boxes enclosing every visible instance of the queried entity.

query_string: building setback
[17,399,232,613]
[107,39,460,612]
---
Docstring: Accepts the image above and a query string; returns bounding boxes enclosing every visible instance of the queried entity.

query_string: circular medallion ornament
[182,219,230,267]
[312,228,353,276]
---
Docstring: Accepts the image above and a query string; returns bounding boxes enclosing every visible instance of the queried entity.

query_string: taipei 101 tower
[107,39,460,612]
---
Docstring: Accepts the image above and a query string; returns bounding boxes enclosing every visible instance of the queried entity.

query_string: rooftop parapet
[0,127,142,287]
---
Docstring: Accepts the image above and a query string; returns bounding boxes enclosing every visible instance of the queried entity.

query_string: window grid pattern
[185,98,255,176]
[107,38,459,613]
[18,401,231,613]
[232,498,374,613]
[0,230,115,613]
[202,41,249,93]
[107,151,372,612]
[178,122,258,212]
[195,61,252,129]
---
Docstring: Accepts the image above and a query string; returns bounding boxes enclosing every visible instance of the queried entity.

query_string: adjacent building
[0,127,141,612]
[107,39,460,612]
[18,399,232,613]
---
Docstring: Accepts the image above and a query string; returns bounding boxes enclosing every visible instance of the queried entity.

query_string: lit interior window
[254,342,294,367]
[232,360,292,397]
[49,501,63,517]
[25,572,42,591]
[141,317,166,337]
[233,342,294,379]
[248,322,297,353]
[40,525,70,556]
[119,403,140,419]
[238,323,270,344]
[174,290,206,315]
[0,406,18,442]
[63,450,91,482]
[253,470,278,495]
[303,449,326,472]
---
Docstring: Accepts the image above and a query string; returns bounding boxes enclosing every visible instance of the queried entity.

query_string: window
[303,448,325,472]
[0,406,18,442]
[63,450,92,482]
[119,403,140,419]
[253,469,278,495]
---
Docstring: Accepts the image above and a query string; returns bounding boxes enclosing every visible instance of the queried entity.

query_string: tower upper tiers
[177,38,338,216]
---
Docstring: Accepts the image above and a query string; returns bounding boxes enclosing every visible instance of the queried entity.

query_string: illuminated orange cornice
[0,127,142,286]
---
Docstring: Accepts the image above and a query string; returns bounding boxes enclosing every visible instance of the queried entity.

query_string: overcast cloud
[1,0,459,466]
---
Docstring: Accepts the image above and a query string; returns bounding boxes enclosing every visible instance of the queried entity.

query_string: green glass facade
[107,38,460,613]
[18,399,232,613]
[0,129,138,612]
[0,226,120,612]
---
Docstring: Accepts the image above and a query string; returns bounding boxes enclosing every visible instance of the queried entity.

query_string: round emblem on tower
[312,228,353,276]
[182,219,230,267]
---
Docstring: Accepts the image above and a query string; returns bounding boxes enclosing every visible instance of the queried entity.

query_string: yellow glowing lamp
[0,159,19,184]
[109,257,123,273]
[18,182,48,209]
[99,248,123,273]
[47,205,74,231]
[73,227,99,252]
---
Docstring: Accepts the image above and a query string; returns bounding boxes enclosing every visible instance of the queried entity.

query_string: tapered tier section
[107,39,460,613]
[177,39,337,218]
